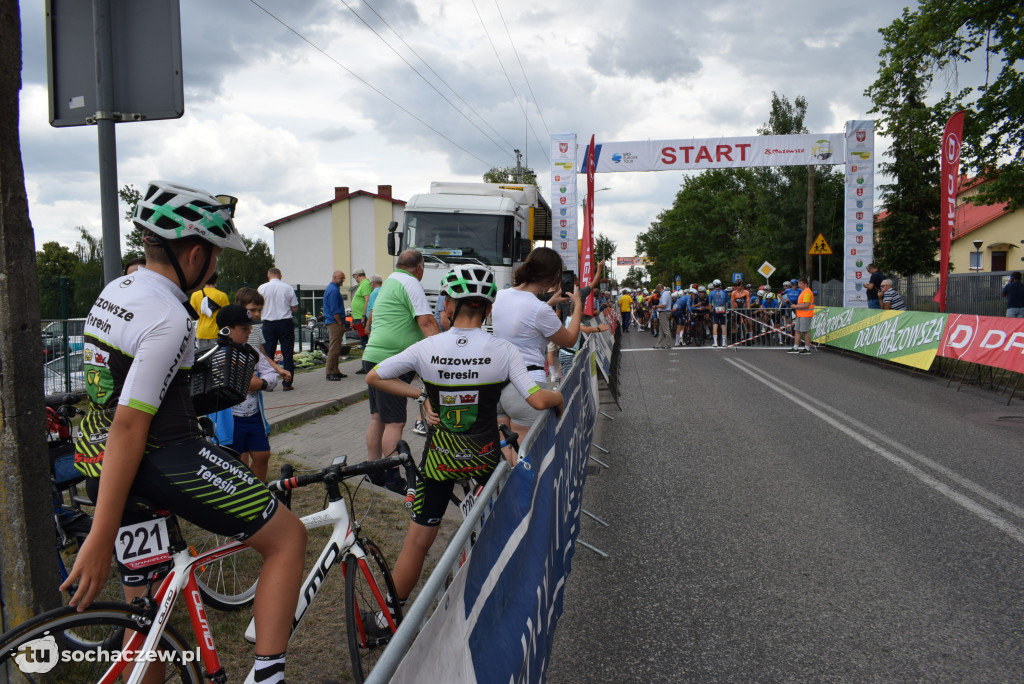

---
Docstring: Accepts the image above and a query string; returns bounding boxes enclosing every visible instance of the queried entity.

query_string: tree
[483,166,537,185]
[36,241,78,318]
[595,233,616,264]
[118,183,144,262]
[215,234,275,293]
[868,0,1024,212]
[621,265,646,289]
[865,9,949,276]
[1,0,62,627]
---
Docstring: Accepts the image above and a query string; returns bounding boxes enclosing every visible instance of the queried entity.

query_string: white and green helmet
[133,181,247,252]
[442,265,498,303]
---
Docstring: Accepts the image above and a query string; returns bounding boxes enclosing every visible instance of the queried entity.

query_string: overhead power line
[469,0,550,165]
[334,0,515,163]
[492,0,551,141]
[359,0,519,155]
[247,0,498,169]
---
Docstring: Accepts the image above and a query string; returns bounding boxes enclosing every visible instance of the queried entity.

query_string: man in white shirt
[258,268,299,390]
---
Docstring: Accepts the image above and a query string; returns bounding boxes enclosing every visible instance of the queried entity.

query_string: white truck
[388,182,553,302]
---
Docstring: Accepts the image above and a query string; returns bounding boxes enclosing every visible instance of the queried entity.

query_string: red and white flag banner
[582,134,596,316]
[939,314,1024,374]
[934,111,965,313]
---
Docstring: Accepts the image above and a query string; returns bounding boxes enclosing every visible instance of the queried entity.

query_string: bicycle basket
[190,339,259,415]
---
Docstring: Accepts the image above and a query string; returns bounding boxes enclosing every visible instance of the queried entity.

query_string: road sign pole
[93,0,122,285]
[818,254,822,293]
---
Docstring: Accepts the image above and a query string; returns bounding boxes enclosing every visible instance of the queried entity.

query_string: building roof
[875,175,1012,241]
[265,185,406,229]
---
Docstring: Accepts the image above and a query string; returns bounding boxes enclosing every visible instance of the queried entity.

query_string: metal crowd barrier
[722,307,797,348]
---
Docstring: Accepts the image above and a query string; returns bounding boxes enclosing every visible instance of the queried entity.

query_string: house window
[970,251,984,271]
[992,251,1007,272]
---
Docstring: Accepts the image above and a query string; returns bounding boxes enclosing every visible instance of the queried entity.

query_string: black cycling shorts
[408,432,500,527]
[87,438,278,586]
[712,312,726,325]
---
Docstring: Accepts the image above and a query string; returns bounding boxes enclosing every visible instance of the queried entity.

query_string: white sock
[254,653,286,684]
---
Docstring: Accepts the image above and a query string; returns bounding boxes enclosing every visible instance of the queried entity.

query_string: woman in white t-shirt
[492,247,583,442]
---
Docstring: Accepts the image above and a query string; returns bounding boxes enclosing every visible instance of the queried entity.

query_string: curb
[267,388,368,433]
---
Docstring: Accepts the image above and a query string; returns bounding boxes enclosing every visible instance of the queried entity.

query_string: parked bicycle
[1,442,418,683]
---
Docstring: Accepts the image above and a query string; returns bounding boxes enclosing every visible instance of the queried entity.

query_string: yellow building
[948,177,1022,273]
[266,185,405,288]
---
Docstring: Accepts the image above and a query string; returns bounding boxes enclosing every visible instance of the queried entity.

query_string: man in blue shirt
[708,280,729,347]
[323,270,347,380]
[1003,272,1024,318]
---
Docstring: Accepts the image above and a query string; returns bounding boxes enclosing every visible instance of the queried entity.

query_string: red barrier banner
[939,314,1024,373]
[934,111,964,312]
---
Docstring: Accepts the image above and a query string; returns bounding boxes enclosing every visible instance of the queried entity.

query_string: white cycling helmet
[443,265,498,303]
[757,289,765,297]
[713,279,722,286]
[698,285,707,292]
[765,292,776,300]
[133,181,247,253]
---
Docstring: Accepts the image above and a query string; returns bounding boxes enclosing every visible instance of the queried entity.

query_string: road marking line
[726,357,1024,546]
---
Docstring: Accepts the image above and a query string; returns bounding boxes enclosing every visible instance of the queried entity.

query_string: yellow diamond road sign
[809,233,833,256]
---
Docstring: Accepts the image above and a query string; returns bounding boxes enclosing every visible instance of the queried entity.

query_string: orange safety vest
[796,287,815,317]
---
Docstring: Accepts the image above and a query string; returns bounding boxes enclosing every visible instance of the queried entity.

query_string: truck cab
[391,182,552,302]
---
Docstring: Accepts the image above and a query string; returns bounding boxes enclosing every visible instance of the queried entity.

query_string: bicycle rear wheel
[179,522,261,611]
[0,602,201,683]
[344,538,401,683]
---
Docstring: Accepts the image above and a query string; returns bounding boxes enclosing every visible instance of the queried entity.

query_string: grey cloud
[311,126,357,142]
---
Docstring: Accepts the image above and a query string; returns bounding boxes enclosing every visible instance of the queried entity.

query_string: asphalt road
[546,334,1024,683]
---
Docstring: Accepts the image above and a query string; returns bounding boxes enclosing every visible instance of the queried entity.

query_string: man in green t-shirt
[361,250,440,492]
[351,268,373,347]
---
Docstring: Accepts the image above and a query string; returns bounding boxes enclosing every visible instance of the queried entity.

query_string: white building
[266,185,405,290]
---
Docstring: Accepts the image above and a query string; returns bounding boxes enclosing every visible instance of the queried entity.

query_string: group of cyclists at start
[617,277,816,350]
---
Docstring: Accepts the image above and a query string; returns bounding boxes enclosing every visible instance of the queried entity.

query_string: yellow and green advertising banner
[810,307,947,370]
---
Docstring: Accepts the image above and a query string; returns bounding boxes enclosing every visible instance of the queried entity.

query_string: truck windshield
[404,212,514,266]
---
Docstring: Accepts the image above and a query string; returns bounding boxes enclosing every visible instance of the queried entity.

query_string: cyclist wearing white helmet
[368,265,563,605]
[67,181,306,683]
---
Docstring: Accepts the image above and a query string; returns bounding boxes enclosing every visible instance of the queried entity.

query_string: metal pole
[93,0,122,285]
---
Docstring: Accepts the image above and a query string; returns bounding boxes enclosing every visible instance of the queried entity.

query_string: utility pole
[514,149,523,183]
[805,165,815,278]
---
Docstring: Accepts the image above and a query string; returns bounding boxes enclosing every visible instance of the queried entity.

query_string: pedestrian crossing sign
[809,233,833,255]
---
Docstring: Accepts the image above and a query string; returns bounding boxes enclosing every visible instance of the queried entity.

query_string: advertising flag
[582,134,596,316]
[550,133,579,272]
[934,111,965,313]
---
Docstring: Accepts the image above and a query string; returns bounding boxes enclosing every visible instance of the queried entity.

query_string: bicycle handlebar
[267,440,417,493]
[44,392,83,409]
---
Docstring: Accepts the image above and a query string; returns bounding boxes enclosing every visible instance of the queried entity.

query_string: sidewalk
[262,354,429,470]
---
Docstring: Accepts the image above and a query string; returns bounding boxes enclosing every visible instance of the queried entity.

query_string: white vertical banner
[843,120,875,307]
[550,133,579,271]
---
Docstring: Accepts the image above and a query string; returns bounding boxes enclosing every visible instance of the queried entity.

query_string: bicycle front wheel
[344,538,401,683]
[694,320,706,347]
[0,602,201,683]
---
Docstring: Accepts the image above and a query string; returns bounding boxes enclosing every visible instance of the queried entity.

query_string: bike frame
[104,492,390,683]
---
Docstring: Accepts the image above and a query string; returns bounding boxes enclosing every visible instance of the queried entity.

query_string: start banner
[811,307,947,370]
[939,314,1024,374]
[582,133,845,173]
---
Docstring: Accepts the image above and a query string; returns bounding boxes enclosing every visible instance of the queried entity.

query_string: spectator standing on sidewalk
[1002,272,1024,318]
[190,272,229,352]
[258,268,298,391]
[864,263,885,309]
[362,250,440,492]
[351,269,373,347]
[323,270,348,381]
[880,279,907,311]
[789,277,815,354]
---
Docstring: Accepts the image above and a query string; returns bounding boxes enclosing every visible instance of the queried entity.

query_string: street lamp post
[973,239,984,311]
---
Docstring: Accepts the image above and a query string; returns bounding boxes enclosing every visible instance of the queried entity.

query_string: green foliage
[483,166,538,185]
[119,183,144,261]
[636,94,846,288]
[35,229,105,318]
[868,0,1023,215]
[620,266,645,289]
[215,234,275,294]
[595,233,616,263]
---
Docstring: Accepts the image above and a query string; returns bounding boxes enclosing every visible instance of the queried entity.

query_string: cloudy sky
[18,0,923,279]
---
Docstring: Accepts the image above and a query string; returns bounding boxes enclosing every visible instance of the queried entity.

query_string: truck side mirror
[387,221,399,256]
[516,236,532,261]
